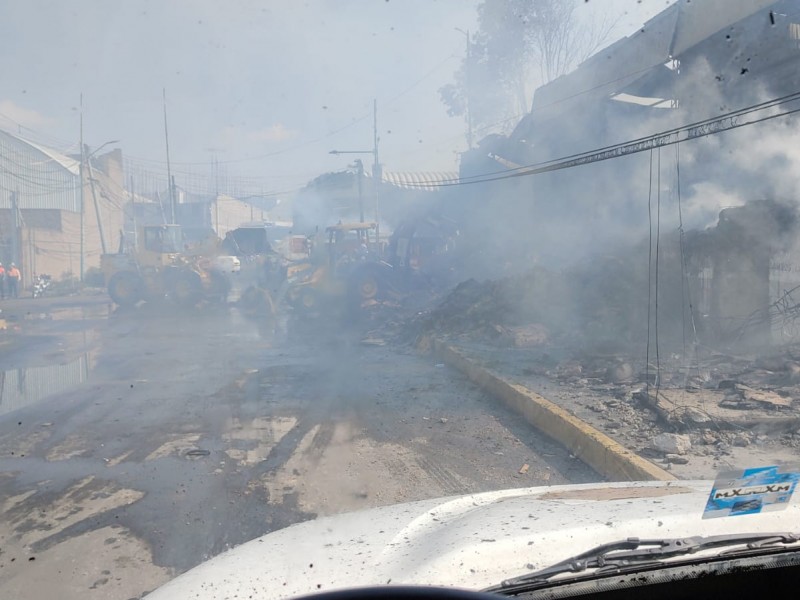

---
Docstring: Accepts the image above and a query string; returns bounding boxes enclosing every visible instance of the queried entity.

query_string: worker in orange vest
[7,263,20,298]
[0,262,5,299]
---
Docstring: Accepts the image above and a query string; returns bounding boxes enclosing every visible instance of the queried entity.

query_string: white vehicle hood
[147,480,800,599]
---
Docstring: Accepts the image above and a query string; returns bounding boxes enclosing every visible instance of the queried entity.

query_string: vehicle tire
[239,286,275,319]
[355,273,379,301]
[296,287,321,315]
[108,271,144,306]
[208,271,231,303]
[169,270,204,307]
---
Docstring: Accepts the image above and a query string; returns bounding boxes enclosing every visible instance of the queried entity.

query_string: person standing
[0,263,5,299]
[7,263,20,298]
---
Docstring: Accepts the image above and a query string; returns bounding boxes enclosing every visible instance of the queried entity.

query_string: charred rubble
[406,200,800,448]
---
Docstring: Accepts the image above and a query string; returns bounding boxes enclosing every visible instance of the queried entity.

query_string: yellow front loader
[101,224,232,307]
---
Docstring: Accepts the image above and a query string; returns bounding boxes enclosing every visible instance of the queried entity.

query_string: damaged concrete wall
[686,200,797,347]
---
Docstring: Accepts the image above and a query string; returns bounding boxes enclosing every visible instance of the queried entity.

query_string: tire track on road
[415,454,468,495]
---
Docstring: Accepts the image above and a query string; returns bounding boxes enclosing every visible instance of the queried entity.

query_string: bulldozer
[101,224,237,307]
[282,222,380,315]
[281,214,459,317]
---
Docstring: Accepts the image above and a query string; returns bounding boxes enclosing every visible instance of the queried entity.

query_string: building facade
[0,130,125,287]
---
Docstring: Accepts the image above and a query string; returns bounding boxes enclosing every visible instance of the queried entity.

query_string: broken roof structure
[474,0,797,170]
[532,0,777,116]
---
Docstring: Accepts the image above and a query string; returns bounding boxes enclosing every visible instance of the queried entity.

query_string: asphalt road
[0,294,598,600]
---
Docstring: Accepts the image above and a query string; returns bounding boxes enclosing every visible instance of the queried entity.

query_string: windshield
[1,1,800,599]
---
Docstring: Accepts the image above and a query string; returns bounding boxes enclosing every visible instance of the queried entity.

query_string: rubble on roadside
[393,218,800,475]
[652,433,692,455]
[427,334,800,475]
[520,346,800,469]
[404,268,569,345]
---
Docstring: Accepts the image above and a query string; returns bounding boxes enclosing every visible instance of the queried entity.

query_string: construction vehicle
[281,222,380,315]
[101,224,237,307]
[221,224,287,289]
[281,215,458,316]
[217,224,289,319]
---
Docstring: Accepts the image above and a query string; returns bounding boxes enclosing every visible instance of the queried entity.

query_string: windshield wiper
[483,532,800,595]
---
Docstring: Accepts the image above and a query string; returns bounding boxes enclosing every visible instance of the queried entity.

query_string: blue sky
[0,0,674,193]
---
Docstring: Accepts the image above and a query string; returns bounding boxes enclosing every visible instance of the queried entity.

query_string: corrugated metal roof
[531,0,777,116]
[671,0,776,56]
[532,6,679,114]
[0,129,81,212]
[364,171,458,191]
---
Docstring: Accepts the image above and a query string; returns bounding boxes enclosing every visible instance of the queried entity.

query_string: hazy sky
[0,0,676,193]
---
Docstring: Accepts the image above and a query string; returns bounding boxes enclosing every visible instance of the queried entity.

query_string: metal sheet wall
[0,130,80,212]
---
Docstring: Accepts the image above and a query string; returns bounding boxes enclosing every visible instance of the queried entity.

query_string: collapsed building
[465,0,798,172]
[684,201,798,346]
[439,0,800,349]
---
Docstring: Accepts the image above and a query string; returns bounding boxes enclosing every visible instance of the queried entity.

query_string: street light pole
[80,137,120,276]
[329,149,372,221]
[372,99,380,242]
[163,88,176,224]
[329,99,382,240]
[455,28,473,150]
[354,159,364,223]
[79,94,85,282]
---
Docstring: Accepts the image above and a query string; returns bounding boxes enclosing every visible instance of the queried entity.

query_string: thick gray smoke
[430,1,800,354]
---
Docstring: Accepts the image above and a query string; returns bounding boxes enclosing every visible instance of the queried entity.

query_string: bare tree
[530,1,617,83]
[440,0,616,141]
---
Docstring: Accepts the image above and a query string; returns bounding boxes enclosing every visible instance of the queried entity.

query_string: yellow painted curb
[433,339,676,482]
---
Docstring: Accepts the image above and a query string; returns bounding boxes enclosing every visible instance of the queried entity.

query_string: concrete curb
[432,339,676,482]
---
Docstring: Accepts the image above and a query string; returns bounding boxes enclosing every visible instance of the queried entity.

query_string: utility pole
[171,175,177,224]
[355,159,364,223]
[130,175,137,251]
[465,30,473,150]
[85,146,107,255]
[214,155,220,234]
[329,99,381,241]
[372,98,381,242]
[163,88,175,224]
[79,93,85,282]
[10,191,20,266]
[79,139,118,261]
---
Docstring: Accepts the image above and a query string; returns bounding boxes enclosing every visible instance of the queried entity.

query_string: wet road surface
[0,296,598,599]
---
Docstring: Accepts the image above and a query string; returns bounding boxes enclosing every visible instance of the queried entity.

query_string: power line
[0,44,681,173]
[677,143,687,360]
[675,142,702,389]
[0,116,78,152]
[646,149,654,403]
[124,111,376,168]
[401,90,800,188]
[126,53,459,169]
[406,110,526,158]
[394,42,693,164]
[0,165,79,195]
[384,53,458,108]
[655,147,662,399]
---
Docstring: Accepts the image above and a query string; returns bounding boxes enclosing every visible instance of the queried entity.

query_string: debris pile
[407,267,570,343]
[399,199,800,474]
[446,339,800,473]
[538,357,800,467]
[419,277,518,336]
[405,252,665,352]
